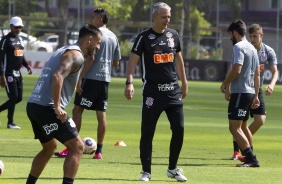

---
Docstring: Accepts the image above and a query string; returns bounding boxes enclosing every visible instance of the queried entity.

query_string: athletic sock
[243,147,255,161]
[26,174,38,184]
[96,143,103,154]
[62,177,74,184]
[233,141,240,152]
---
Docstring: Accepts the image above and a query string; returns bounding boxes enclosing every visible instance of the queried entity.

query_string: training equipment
[230,151,240,160]
[93,152,103,159]
[0,160,4,175]
[167,168,188,182]
[114,140,127,146]
[83,137,97,154]
[139,172,151,181]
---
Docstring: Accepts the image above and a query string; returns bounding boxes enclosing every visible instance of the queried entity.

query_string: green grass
[0,75,282,184]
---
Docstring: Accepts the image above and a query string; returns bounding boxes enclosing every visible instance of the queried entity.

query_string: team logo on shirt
[148,34,156,39]
[259,51,267,62]
[167,38,175,48]
[145,97,154,108]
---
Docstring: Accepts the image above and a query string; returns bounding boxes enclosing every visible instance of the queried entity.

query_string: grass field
[0,75,281,184]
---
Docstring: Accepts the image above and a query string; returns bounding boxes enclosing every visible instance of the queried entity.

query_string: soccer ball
[0,160,4,175]
[82,137,97,154]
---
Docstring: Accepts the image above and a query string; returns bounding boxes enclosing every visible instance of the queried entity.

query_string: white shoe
[7,123,21,129]
[139,172,151,181]
[167,168,187,182]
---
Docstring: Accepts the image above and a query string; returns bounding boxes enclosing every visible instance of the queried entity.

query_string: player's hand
[224,90,230,101]
[27,65,32,75]
[181,82,188,99]
[220,83,227,93]
[76,78,83,95]
[124,84,134,100]
[251,97,260,109]
[54,107,67,123]
[265,85,273,96]
[0,76,7,88]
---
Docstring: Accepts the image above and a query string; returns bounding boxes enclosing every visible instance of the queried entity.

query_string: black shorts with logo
[26,103,78,144]
[74,79,108,111]
[142,92,184,128]
[250,89,266,117]
[228,93,255,121]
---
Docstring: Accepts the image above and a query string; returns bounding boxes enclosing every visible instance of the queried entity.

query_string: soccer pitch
[0,75,281,184]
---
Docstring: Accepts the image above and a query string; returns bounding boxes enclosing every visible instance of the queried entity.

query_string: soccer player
[54,8,121,159]
[25,24,102,184]
[124,2,188,181]
[230,24,278,160]
[0,16,32,129]
[220,19,260,167]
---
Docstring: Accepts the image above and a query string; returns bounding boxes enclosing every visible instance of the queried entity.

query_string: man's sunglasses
[14,26,23,29]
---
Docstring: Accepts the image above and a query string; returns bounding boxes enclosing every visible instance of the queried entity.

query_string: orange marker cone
[114,141,127,146]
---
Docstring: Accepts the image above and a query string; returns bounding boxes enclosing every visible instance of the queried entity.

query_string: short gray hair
[152,2,171,14]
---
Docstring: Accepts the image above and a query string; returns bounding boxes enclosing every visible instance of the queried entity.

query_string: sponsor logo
[166,32,173,38]
[80,97,92,107]
[145,97,154,108]
[159,41,166,46]
[148,34,156,39]
[68,118,76,128]
[14,48,24,56]
[259,64,265,71]
[154,53,174,63]
[237,109,247,117]
[158,83,175,91]
[34,81,44,92]
[151,42,158,47]
[99,63,109,73]
[43,123,58,135]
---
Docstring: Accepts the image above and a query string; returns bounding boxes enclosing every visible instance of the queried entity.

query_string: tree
[44,0,69,48]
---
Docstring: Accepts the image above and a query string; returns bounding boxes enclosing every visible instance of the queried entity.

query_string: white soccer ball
[0,160,4,175]
[82,137,97,154]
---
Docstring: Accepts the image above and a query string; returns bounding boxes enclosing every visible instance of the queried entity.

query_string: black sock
[243,147,255,160]
[62,177,74,184]
[96,143,103,153]
[26,174,38,184]
[233,141,240,152]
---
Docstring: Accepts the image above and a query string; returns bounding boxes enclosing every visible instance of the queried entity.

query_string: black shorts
[142,93,184,128]
[74,79,108,111]
[228,93,255,121]
[26,103,78,144]
[250,89,266,117]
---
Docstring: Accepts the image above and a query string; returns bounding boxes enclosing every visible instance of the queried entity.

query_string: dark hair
[93,8,109,24]
[248,24,263,34]
[227,19,246,36]
[78,24,102,39]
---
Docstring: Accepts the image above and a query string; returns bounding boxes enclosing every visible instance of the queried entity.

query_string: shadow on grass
[5,177,172,182]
